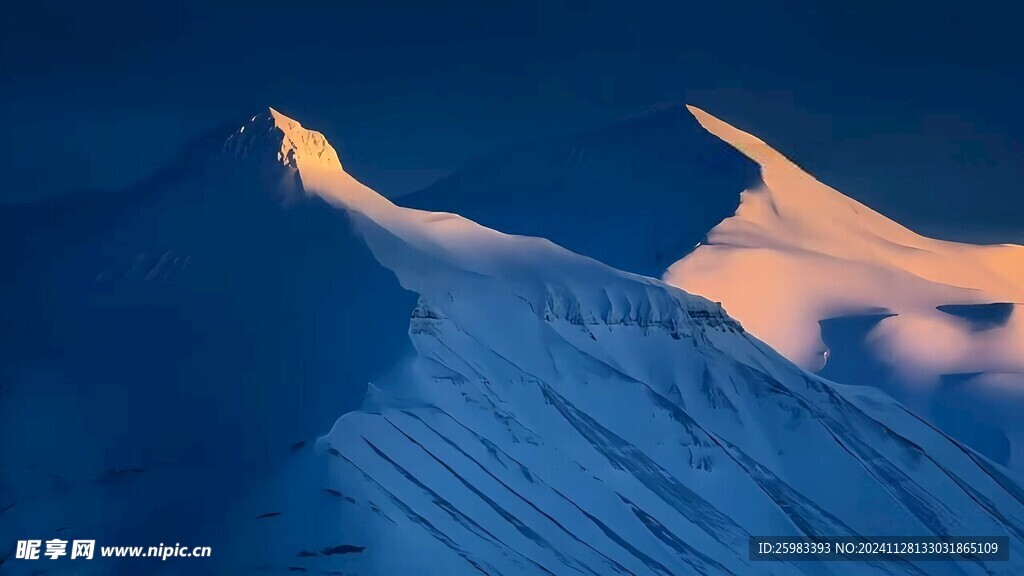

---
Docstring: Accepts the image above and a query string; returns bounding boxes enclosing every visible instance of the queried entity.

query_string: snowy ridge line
[668,106,1024,476]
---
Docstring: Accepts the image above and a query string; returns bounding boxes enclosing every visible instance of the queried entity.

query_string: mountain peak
[224,107,343,173]
[685,104,793,170]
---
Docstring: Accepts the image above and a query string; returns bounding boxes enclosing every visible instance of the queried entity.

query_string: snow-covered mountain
[0,109,416,574]
[289,144,1024,575]
[4,106,1022,576]
[664,107,1024,472]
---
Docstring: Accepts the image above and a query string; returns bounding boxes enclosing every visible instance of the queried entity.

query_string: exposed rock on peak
[225,107,343,174]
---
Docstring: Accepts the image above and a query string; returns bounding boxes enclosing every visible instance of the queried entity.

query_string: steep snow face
[664,106,1024,468]
[298,170,1024,576]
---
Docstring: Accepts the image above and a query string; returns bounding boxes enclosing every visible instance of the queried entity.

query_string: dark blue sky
[2,0,1022,241]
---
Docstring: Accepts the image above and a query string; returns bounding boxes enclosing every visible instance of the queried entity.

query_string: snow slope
[664,107,1024,470]
[294,150,1024,576]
